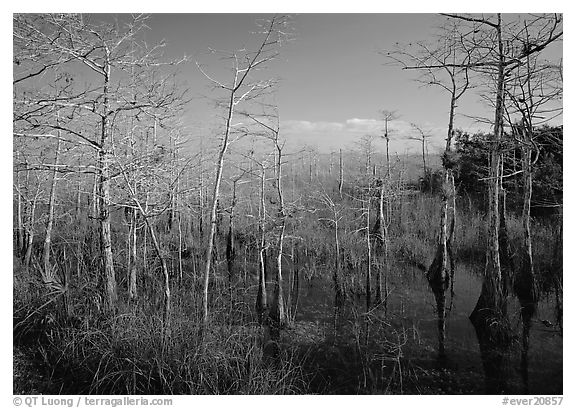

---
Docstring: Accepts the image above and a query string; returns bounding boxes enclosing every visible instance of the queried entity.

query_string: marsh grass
[13,176,561,395]
[13,253,308,395]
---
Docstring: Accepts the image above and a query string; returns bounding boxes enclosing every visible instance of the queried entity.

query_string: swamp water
[285,264,562,394]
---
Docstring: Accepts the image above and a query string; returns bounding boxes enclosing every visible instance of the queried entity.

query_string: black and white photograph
[11,9,564,399]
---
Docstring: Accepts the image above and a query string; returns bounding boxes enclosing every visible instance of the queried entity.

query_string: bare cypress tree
[22,172,41,273]
[387,21,471,357]
[318,192,345,308]
[380,110,398,180]
[388,13,561,366]
[354,134,378,311]
[13,14,187,313]
[226,173,246,284]
[127,206,138,300]
[14,151,25,257]
[372,176,390,308]
[114,150,175,334]
[42,125,62,279]
[504,22,562,388]
[246,111,288,338]
[437,12,562,391]
[255,161,269,323]
[338,148,344,198]
[197,15,289,332]
[364,192,372,312]
[270,126,288,337]
[408,123,431,186]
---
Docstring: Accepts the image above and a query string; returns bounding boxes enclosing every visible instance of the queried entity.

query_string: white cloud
[344,118,382,132]
[281,117,451,153]
[282,120,344,133]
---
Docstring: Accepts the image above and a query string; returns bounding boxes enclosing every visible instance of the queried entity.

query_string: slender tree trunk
[372,176,390,311]
[174,163,183,284]
[256,164,268,322]
[286,244,293,320]
[486,14,505,298]
[309,152,313,183]
[291,160,296,202]
[469,15,512,393]
[73,170,83,279]
[21,162,31,260]
[201,90,235,329]
[448,170,457,302]
[515,125,538,390]
[23,188,38,272]
[128,208,138,300]
[15,156,24,256]
[198,17,280,334]
[422,138,427,178]
[333,216,344,308]
[91,170,99,220]
[338,149,344,197]
[552,211,562,331]
[427,90,457,358]
[98,149,117,311]
[469,15,506,311]
[269,145,287,337]
[167,136,176,232]
[127,119,138,300]
[518,127,535,291]
[226,180,237,284]
[365,196,372,312]
[385,137,391,179]
[198,145,204,239]
[291,243,300,318]
[499,177,513,296]
[42,134,62,278]
[289,241,300,319]
[98,61,118,313]
[147,219,171,329]
[178,211,183,284]
[117,152,170,328]
[75,156,82,220]
[142,193,149,289]
[270,222,287,335]
[374,185,384,304]
[427,170,451,358]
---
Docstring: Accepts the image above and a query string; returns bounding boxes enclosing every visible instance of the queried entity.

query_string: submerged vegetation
[13,13,562,394]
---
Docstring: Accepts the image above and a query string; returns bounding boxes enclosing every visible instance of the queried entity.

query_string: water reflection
[291,263,562,394]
